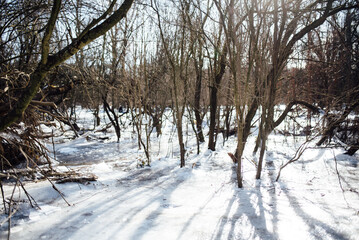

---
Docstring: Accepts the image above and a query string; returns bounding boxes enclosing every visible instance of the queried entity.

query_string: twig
[7,180,18,240]
[30,100,57,109]
[0,180,7,213]
[62,102,79,138]
[276,138,313,181]
[18,147,71,206]
[18,180,40,210]
[332,149,350,207]
[52,129,56,163]
[0,154,41,209]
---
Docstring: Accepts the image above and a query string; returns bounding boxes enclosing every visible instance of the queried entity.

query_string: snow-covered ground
[1,108,358,240]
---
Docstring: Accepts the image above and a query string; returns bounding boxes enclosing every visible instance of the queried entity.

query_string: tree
[152,0,191,167]
[0,0,134,131]
[302,9,359,154]
[183,0,209,145]
[207,1,228,151]
[250,0,358,180]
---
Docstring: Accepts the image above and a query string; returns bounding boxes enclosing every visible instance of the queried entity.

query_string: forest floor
[1,108,359,240]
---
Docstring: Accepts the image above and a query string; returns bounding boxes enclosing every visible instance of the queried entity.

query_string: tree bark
[194,57,205,143]
[208,44,228,151]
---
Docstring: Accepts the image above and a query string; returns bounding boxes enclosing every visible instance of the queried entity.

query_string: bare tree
[152,0,191,167]
[0,0,134,131]
[207,1,228,151]
[253,0,358,179]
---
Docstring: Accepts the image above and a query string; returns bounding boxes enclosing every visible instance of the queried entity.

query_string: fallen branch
[276,138,313,181]
[18,147,71,206]
[55,175,97,184]
[272,100,320,130]
[317,100,359,146]
[30,100,57,109]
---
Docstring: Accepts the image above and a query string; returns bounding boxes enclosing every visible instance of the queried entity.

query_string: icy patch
[57,147,79,154]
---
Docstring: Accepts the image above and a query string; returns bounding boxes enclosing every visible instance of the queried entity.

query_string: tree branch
[40,0,62,65]
[46,0,134,69]
[273,100,320,130]
[77,0,118,40]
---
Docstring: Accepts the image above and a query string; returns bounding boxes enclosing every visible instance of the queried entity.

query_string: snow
[1,109,359,240]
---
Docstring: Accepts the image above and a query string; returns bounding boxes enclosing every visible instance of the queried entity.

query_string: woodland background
[0,0,358,197]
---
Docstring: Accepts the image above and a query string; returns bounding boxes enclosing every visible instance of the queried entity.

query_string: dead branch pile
[0,67,81,169]
[0,166,97,240]
[1,168,97,183]
[316,87,359,155]
[0,133,50,171]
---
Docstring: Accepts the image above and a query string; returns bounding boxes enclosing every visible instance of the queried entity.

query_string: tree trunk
[0,65,48,131]
[103,97,121,142]
[208,85,219,151]
[194,68,205,143]
[208,44,228,151]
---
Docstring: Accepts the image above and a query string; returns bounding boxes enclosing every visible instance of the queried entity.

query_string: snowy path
[1,118,359,239]
[2,145,359,240]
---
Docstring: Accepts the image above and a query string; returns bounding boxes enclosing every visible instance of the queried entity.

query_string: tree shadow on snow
[11,164,189,240]
[175,168,235,240]
[209,163,279,240]
[280,183,350,240]
[171,159,281,240]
